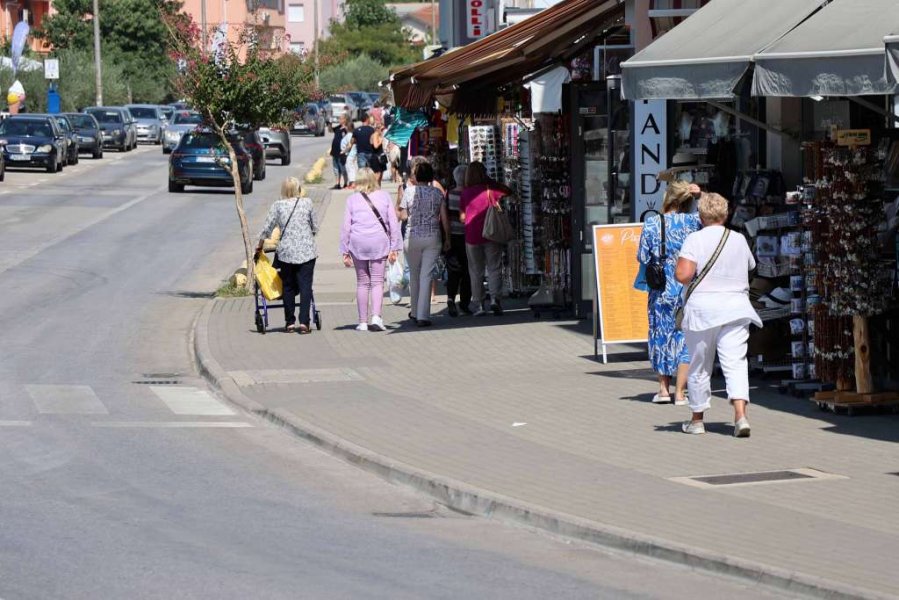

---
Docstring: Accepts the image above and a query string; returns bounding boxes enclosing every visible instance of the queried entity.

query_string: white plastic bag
[387,256,408,305]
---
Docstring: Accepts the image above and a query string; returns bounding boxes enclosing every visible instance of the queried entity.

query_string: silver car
[126,104,165,145]
[328,95,357,127]
[162,111,205,153]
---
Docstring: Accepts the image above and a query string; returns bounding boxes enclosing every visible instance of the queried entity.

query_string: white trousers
[683,322,751,413]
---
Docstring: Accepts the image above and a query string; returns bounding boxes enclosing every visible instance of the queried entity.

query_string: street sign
[44,59,60,80]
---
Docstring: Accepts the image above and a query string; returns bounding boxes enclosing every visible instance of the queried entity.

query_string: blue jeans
[357,152,371,169]
[332,156,347,182]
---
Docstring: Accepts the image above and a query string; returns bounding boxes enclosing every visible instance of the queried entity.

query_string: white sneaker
[681,421,706,435]
[734,417,751,438]
[674,396,689,406]
[473,304,488,317]
[369,316,385,331]
[355,323,368,332]
[651,394,672,404]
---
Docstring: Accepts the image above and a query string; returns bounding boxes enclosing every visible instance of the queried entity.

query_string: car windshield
[305,105,318,115]
[181,133,224,149]
[0,120,51,137]
[68,115,96,129]
[88,110,123,124]
[128,107,158,119]
[55,118,71,131]
[173,112,204,125]
[159,106,174,119]
[329,96,346,104]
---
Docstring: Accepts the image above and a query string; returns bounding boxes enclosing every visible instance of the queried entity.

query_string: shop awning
[621,0,827,100]
[753,0,899,97]
[884,34,899,87]
[390,0,625,111]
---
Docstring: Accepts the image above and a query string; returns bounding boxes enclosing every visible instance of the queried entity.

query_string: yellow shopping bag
[255,253,283,300]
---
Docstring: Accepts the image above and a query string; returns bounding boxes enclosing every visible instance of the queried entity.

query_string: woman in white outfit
[675,193,761,437]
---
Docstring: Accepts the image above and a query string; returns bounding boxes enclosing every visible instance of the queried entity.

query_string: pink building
[284,0,341,56]
[1,0,53,53]
[181,0,287,56]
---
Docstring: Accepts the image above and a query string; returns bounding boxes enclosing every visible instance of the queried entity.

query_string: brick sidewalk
[197,187,899,599]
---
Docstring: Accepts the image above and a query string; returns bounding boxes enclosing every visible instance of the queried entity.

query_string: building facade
[1,0,52,54]
[180,0,287,55]
[283,0,340,56]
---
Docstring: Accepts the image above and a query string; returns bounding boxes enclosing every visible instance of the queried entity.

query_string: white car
[327,95,357,126]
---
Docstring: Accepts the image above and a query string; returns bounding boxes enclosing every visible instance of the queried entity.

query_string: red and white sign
[467,0,487,39]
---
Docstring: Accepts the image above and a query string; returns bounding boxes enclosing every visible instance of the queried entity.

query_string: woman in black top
[329,114,348,189]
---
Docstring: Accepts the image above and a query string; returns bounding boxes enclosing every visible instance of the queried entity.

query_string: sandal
[286,324,298,333]
[297,324,310,334]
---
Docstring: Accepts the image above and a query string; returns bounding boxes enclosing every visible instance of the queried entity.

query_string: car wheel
[57,157,64,172]
[240,177,253,195]
[281,152,291,166]
[72,151,79,165]
[0,160,5,182]
[47,155,57,173]
[93,146,102,159]
[168,179,184,193]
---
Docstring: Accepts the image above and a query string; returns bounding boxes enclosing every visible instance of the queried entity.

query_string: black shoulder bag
[273,198,299,269]
[361,192,389,237]
[640,209,667,291]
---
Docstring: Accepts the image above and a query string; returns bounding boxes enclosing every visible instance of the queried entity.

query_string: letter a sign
[633,100,667,219]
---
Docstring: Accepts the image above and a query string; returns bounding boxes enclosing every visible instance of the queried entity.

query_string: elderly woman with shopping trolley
[675,193,761,437]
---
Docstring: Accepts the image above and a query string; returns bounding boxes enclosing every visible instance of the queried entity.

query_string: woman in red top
[459,161,512,316]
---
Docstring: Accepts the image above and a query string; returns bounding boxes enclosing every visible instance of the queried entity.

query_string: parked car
[63,112,103,159]
[346,91,372,121]
[259,126,291,165]
[291,103,326,136]
[314,99,333,127]
[162,111,205,153]
[0,114,67,173]
[168,130,253,194]
[126,104,165,144]
[52,114,80,165]
[84,107,136,151]
[366,92,381,107]
[327,95,357,127]
[158,105,174,123]
[236,128,266,180]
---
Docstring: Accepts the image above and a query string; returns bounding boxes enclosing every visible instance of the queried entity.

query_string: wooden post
[854,315,873,394]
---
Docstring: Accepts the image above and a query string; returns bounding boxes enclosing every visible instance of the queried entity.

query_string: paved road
[0,138,791,599]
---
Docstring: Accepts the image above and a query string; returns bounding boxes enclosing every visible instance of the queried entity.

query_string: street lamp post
[313,0,319,88]
[92,0,103,106]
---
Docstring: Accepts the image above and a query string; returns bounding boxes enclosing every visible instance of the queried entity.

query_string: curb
[193,299,890,600]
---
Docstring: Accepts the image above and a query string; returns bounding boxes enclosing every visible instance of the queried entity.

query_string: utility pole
[92,0,103,106]
[431,0,436,43]
[313,0,319,88]
[201,0,207,49]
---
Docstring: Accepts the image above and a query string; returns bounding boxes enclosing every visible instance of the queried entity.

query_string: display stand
[591,223,648,363]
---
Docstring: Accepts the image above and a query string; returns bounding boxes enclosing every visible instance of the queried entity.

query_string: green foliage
[57,49,131,110]
[319,54,388,93]
[320,21,419,69]
[343,0,401,30]
[38,0,183,103]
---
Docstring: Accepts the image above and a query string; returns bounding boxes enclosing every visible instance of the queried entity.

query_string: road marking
[0,420,32,427]
[92,421,251,428]
[229,368,363,386]
[26,385,109,415]
[0,182,166,276]
[150,386,236,416]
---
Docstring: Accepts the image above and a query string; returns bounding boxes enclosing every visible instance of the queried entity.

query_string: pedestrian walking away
[340,168,403,332]
[256,177,319,334]
[637,181,701,405]
[349,115,376,172]
[675,193,761,437]
[445,164,473,316]
[398,161,451,327]
[460,161,514,316]
[330,115,349,189]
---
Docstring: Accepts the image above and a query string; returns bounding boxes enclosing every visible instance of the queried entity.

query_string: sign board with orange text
[592,223,648,363]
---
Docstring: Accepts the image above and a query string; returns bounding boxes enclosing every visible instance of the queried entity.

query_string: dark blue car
[168,131,254,194]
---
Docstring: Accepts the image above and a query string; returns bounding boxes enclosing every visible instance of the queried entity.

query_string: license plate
[195,156,216,163]
[10,154,29,161]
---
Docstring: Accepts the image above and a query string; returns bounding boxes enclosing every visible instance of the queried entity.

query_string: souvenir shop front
[623,0,899,403]
[390,0,629,318]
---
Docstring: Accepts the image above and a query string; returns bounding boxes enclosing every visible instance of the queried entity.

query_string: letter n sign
[632,99,667,220]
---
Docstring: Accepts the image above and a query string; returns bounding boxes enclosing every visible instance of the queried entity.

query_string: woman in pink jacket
[340,167,403,331]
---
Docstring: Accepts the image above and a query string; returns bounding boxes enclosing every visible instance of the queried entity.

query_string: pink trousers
[353,256,386,323]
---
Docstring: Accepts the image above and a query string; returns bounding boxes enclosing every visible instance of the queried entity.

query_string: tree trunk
[225,141,255,294]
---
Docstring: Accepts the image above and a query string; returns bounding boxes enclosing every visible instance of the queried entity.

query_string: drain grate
[133,380,182,385]
[671,468,845,489]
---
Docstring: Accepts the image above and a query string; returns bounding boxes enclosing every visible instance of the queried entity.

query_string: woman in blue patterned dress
[638,181,701,404]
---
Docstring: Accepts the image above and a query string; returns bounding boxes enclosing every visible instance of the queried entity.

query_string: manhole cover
[670,468,846,488]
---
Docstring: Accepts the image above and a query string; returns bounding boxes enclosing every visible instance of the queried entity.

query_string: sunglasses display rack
[467,125,501,181]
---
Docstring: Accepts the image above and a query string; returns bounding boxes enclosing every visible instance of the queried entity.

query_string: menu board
[592,223,648,363]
